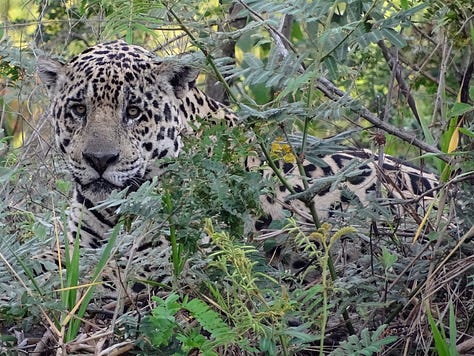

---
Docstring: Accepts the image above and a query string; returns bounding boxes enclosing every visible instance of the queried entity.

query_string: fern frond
[329,325,397,356]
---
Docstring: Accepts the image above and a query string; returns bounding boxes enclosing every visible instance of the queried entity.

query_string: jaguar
[37,40,439,252]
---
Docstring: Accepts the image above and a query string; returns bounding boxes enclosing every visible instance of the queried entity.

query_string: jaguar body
[37,40,438,249]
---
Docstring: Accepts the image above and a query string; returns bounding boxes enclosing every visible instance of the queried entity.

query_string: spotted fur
[250,148,438,229]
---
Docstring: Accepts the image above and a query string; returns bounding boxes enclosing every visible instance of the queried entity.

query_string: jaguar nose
[82,151,120,175]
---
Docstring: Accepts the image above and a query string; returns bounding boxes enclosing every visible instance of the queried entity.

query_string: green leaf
[67,222,122,340]
[283,328,320,343]
[448,102,473,117]
[329,325,397,356]
[259,337,276,354]
[358,30,384,47]
[419,116,435,145]
[469,84,474,101]
[143,294,181,347]
[449,303,459,356]
[380,246,397,270]
[381,28,407,48]
[427,307,450,356]
[459,127,474,138]
[325,55,339,80]
[183,298,236,342]
[56,179,71,195]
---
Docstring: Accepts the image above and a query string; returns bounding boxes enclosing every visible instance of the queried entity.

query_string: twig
[315,77,450,162]
[431,31,452,128]
[397,48,459,98]
[393,223,474,322]
[235,0,297,56]
[152,33,187,52]
[378,40,422,130]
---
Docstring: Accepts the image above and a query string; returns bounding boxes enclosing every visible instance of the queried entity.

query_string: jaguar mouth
[81,176,145,196]
[82,178,123,194]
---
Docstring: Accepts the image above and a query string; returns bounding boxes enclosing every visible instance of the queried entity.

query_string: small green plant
[290,220,357,353]
[59,221,122,342]
[1,207,125,344]
[426,302,459,356]
[141,292,237,355]
[329,324,397,356]
[163,191,186,278]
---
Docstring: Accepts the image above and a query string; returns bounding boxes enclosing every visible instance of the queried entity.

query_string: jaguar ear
[156,61,200,98]
[37,57,65,93]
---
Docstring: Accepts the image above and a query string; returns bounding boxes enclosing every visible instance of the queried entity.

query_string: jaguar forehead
[64,66,143,105]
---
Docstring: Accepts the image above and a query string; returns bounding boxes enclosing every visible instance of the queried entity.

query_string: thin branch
[152,33,187,52]
[315,77,450,163]
[235,0,298,58]
[396,45,461,98]
[378,40,423,130]
[431,31,452,128]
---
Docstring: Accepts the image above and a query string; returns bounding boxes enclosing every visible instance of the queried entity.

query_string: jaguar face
[38,41,198,201]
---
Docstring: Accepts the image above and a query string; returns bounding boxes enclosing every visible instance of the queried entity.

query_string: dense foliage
[1,0,474,355]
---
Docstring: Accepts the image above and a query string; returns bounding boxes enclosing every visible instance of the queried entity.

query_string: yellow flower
[270,137,296,163]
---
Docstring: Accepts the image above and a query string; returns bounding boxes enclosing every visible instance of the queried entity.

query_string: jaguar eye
[71,104,86,117]
[126,106,141,120]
